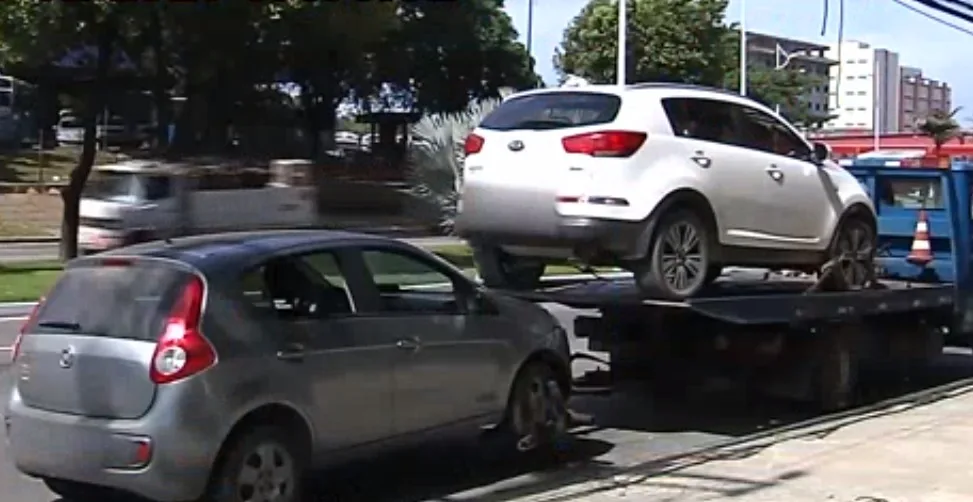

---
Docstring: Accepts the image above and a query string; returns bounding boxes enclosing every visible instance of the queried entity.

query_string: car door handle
[690,152,711,168]
[396,337,422,352]
[765,165,784,181]
[276,342,306,361]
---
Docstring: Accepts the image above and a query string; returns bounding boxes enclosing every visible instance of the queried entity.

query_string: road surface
[0,307,971,502]
[0,235,463,263]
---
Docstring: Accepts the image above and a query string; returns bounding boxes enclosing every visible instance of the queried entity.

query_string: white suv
[454,84,877,299]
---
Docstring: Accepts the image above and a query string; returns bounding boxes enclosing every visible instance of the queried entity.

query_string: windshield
[84,171,173,203]
[480,92,622,131]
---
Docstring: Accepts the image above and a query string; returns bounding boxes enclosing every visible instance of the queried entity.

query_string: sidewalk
[525,384,973,502]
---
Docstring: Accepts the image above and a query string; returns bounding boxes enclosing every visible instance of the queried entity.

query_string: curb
[0,236,60,244]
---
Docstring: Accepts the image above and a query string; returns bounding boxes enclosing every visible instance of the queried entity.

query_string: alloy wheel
[659,221,706,294]
[834,222,874,289]
[235,442,296,502]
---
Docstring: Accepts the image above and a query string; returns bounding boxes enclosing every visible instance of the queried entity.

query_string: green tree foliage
[0,0,534,257]
[554,0,823,127]
[554,0,732,86]
[0,0,132,259]
[373,0,537,114]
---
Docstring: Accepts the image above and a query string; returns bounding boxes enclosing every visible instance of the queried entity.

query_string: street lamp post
[617,0,627,86]
[739,0,746,95]
[526,0,534,57]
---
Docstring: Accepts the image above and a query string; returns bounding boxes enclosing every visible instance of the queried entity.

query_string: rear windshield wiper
[36,321,82,331]
[503,119,574,130]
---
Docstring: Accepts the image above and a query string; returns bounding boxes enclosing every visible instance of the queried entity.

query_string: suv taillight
[149,276,216,384]
[13,297,45,362]
[562,130,647,157]
[464,134,485,155]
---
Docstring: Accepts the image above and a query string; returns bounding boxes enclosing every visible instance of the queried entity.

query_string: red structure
[811,131,973,159]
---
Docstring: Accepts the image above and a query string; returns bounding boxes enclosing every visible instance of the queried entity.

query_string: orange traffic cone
[906,209,933,266]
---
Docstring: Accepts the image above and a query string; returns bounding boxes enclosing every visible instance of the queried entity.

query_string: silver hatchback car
[4,231,572,502]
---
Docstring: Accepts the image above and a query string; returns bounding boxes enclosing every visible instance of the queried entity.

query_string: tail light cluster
[13,298,45,362]
[464,134,485,155]
[562,130,646,157]
[149,276,216,384]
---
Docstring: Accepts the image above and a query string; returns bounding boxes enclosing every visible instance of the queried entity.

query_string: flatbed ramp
[501,276,955,324]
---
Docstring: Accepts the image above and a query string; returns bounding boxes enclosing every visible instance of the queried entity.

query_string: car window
[660,97,737,144]
[27,262,189,341]
[239,252,355,320]
[877,178,944,209]
[360,249,464,315]
[730,104,812,159]
[480,92,621,131]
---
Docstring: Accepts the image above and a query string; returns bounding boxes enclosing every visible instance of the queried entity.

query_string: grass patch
[0,146,119,184]
[0,260,64,302]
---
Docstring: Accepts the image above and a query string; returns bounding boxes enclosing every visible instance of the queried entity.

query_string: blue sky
[503,0,972,121]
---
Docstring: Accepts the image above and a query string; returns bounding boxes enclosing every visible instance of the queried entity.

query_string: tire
[823,216,876,291]
[471,243,546,290]
[501,361,572,457]
[43,478,119,500]
[632,209,713,300]
[206,426,305,502]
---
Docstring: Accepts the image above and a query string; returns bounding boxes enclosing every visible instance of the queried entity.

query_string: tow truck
[501,152,971,410]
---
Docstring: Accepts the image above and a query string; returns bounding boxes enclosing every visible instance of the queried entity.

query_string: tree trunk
[149,8,171,150]
[60,25,115,260]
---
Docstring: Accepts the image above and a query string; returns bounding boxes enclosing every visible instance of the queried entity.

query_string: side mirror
[812,142,832,163]
[471,290,499,315]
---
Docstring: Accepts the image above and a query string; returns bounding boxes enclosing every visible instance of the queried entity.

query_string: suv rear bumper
[6,395,215,502]
[458,216,645,259]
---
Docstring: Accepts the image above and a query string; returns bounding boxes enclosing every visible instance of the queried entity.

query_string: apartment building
[899,67,952,132]
[824,41,900,134]
[745,32,834,121]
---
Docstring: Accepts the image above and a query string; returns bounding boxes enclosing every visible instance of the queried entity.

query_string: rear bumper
[5,393,216,502]
[458,215,644,258]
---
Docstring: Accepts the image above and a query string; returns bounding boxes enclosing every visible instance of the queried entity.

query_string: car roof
[88,229,400,274]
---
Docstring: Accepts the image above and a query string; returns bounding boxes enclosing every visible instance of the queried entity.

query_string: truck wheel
[500,361,571,458]
[633,209,712,300]
[823,217,876,291]
[472,243,546,290]
[207,426,306,502]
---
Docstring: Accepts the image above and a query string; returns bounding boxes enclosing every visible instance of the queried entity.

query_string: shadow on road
[43,352,973,502]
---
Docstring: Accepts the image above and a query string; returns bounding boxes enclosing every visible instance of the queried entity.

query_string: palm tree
[406,88,513,234]
[918,106,963,155]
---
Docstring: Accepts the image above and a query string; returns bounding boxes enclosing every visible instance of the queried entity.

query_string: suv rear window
[480,92,621,131]
[27,261,191,341]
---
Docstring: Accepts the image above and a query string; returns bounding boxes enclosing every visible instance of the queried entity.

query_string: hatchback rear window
[27,261,192,341]
[479,92,621,131]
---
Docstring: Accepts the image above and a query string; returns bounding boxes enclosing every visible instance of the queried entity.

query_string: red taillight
[12,297,44,362]
[464,133,485,155]
[100,257,133,267]
[149,276,216,385]
[562,130,647,157]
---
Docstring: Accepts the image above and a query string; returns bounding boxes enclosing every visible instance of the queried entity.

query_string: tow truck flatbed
[500,275,955,325]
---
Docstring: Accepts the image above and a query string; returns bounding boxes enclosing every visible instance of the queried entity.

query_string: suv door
[728,103,836,245]
[239,251,396,452]
[351,247,510,435]
[660,97,767,246]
